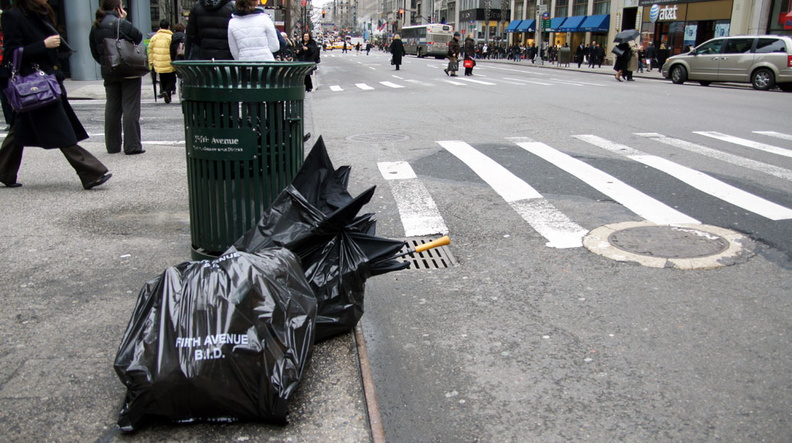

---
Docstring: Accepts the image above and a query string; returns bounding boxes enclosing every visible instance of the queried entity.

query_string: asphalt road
[307,50,792,441]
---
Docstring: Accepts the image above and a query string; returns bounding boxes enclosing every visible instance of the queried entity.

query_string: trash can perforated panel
[173,61,316,260]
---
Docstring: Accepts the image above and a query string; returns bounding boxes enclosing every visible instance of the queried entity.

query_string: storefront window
[572,0,587,16]
[555,0,568,17]
[593,0,609,15]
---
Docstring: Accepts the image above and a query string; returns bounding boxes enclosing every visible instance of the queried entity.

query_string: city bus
[400,24,454,58]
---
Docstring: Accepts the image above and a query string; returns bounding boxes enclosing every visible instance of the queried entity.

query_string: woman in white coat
[227,0,280,61]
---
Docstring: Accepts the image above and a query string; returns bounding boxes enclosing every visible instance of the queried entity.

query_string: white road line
[380,81,405,88]
[576,134,792,221]
[404,79,436,86]
[441,79,467,85]
[378,161,448,237]
[509,137,699,225]
[355,83,374,90]
[637,132,792,181]
[694,131,792,159]
[456,77,497,85]
[753,131,792,141]
[438,140,587,248]
[329,85,344,92]
[502,77,554,85]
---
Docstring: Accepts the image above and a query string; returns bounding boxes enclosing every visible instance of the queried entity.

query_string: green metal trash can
[172,61,316,260]
[558,47,571,66]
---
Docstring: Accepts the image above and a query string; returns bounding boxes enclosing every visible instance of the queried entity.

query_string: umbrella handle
[394,235,451,258]
[414,235,450,253]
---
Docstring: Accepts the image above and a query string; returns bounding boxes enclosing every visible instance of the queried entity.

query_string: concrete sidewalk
[0,81,379,441]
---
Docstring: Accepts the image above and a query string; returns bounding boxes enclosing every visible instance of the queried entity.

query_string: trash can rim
[172,61,315,67]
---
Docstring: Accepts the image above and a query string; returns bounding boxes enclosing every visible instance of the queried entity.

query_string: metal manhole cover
[609,226,730,258]
[346,133,410,143]
[395,237,457,270]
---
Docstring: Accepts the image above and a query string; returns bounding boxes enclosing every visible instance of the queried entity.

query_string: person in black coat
[296,32,318,91]
[389,34,405,71]
[613,42,631,82]
[185,0,235,60]
[0,0,111,189]
[89,0,145,155]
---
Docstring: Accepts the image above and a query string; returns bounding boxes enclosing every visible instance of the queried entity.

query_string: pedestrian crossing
[324,69,609,92]
[378,130,792,249]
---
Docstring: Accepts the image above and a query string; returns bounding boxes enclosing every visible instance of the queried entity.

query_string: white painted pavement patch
[378,161,448,237]
[508,137,699,226]
[576,134,792,221]
[355,83,374,90]
[438,140,587,248]
[329,85,344,92]
[455,77,497,86]
[442,79,468,85]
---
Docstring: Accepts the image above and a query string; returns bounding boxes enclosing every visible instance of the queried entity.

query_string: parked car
[661,35,792,91]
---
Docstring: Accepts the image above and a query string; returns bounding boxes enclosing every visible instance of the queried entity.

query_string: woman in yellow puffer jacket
[148,19,176,103]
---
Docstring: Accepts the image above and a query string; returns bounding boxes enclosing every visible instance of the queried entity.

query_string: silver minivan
[661,35,792,91]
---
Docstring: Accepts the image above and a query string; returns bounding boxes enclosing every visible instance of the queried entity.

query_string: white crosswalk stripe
[380,81,405,88]
[753,131,792,142]
[509,137,699,225]
[575,134,792,221]
[378,162,448,237]
[355,83,374,90]
[438,140,587,248]
[694,131,792,159]
[637,132,792,181]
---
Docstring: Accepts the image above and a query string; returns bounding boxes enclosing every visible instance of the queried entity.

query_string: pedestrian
[444,32,460,76]
[185,0,235,60]
[463,33,475,76]
[625,41,639,81]
[389,34,405,71]
[296,32,318,91]
[0,19,13,132]
[576,42,586,68]
[89,0,145,155]
[0,0,112,189]
[646,41,656,71]
[637,45,646,73]
[613,41,631,82]
[657,43,669,70]
[227,0,280,61]
[596,42,605,68]
[149,19,176,103]
[366,41,372,55]
[587,42,597,68]
[170,22,187,62]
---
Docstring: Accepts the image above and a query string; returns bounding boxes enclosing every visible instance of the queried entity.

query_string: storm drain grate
[394,237,457,270]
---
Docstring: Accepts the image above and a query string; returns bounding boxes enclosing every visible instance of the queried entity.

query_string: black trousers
[159,72,177,94]
[104,77,142,154]
[0,126,108,187]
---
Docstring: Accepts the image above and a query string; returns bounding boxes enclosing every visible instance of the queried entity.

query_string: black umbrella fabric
[114,248,317,431]
[234,136,409,342]
[614,29,640,44]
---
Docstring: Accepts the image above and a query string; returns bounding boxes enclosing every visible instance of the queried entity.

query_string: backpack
[176,41,185,58]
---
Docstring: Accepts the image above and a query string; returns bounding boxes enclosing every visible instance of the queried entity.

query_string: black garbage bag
[114,248,317,432]
[235,137,409,342]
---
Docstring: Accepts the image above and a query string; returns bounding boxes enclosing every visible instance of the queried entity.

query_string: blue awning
[546,17,567,32]
[516,19,535,32]
[558,15,586,32]
[579,14,610,32]
[505,20,523,32]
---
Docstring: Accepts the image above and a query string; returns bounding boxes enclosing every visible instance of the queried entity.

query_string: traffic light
[399,8,404,17]
[322,10,326,18]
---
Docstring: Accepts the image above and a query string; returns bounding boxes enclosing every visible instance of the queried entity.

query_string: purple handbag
[3,48,62,113]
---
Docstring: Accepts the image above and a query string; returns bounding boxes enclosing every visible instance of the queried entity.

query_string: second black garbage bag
[235,136,409,342]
